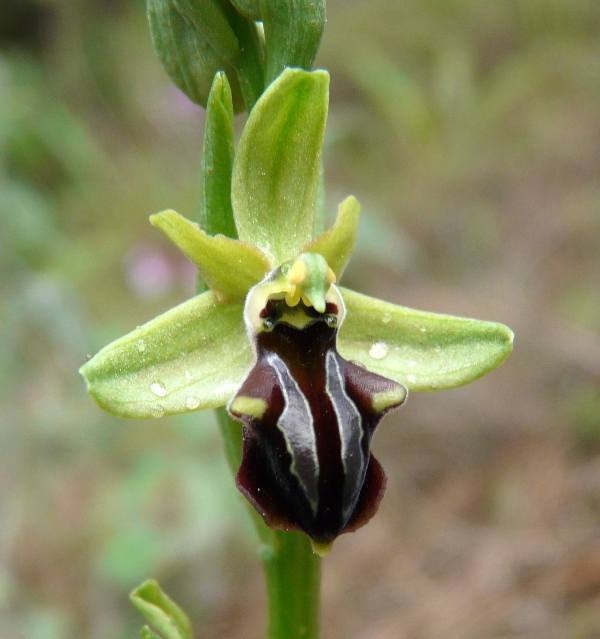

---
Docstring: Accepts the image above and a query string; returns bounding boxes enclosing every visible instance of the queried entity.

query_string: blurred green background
[2,1,600,637]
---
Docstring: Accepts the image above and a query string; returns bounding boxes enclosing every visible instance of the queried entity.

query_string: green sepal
[79,292,252,418]
[130,579,192,639]
[338,288,513,392]
[147,0,245,112]
[199,72,236,240]
[260,0,325,84]
[302,195,360,279]
[232,68,329,266]
[151,210,269,303]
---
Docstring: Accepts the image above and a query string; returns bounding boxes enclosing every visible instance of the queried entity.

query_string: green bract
[131,580,192,639]
[80,69,513,420]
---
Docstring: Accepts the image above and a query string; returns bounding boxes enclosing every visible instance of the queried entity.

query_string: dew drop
[137,339,146,353]
[152,405,165,418]
[185,396,201,410]
[434,345,442,353]
[184,371,193,380]
[420,326,427,333]
[408,360,416,368]
[369,342,389,359]
[407,374,417,384]
[150,382,167,397]
[382,312,391,324]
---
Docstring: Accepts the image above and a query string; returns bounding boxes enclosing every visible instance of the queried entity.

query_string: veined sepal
[232,68,329,267]
[338,288,514,391]
[79,291,253,419]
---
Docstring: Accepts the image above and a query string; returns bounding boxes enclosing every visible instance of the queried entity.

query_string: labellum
[228,253,407,555]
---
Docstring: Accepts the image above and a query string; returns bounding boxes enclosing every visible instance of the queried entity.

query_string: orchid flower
[80,69,513,553]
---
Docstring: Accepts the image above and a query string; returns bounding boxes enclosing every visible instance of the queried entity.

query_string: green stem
[263,532,321,639]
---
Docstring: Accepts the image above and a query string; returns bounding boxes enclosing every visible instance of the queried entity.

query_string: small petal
[80,292,252,418]
[302,195,360,279]
[338,288,514,391]
[232,68,329,266]
[150,209,269,302]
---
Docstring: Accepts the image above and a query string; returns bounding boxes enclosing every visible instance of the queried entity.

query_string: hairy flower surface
[80,69,513,550]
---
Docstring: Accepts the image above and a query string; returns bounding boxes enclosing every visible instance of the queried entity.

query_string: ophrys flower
[80,69,513,552]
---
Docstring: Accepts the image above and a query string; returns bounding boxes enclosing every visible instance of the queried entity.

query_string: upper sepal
[80,292,253,418]
[232,68,329,267]
[338,288,514,392]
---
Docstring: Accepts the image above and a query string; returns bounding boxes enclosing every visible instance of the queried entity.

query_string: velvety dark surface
[232,310,404,543]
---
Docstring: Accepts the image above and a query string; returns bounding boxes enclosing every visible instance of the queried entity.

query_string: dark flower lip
[229,307,407,554]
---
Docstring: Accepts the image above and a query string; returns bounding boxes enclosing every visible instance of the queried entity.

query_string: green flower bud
[148,0,246,111]
[260,0,326,84]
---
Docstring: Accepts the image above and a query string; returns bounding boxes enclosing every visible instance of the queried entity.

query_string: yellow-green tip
[311,539,333,557]
[285,253,336,313]
[228,396,268,420]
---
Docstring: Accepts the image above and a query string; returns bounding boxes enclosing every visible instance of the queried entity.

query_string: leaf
[232,68,329,266]
[260,0,325,84]
[199,72,236,239]
[338,288,513,392]
[79,292,253,418]
[131,579,192,639]
[151,210,269,302]
[302,195,360,279]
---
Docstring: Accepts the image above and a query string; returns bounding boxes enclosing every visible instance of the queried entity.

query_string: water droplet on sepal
[152,405,165,418]
[150,382,167,397]
[369,342,388,359]
[185,396,200,410]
